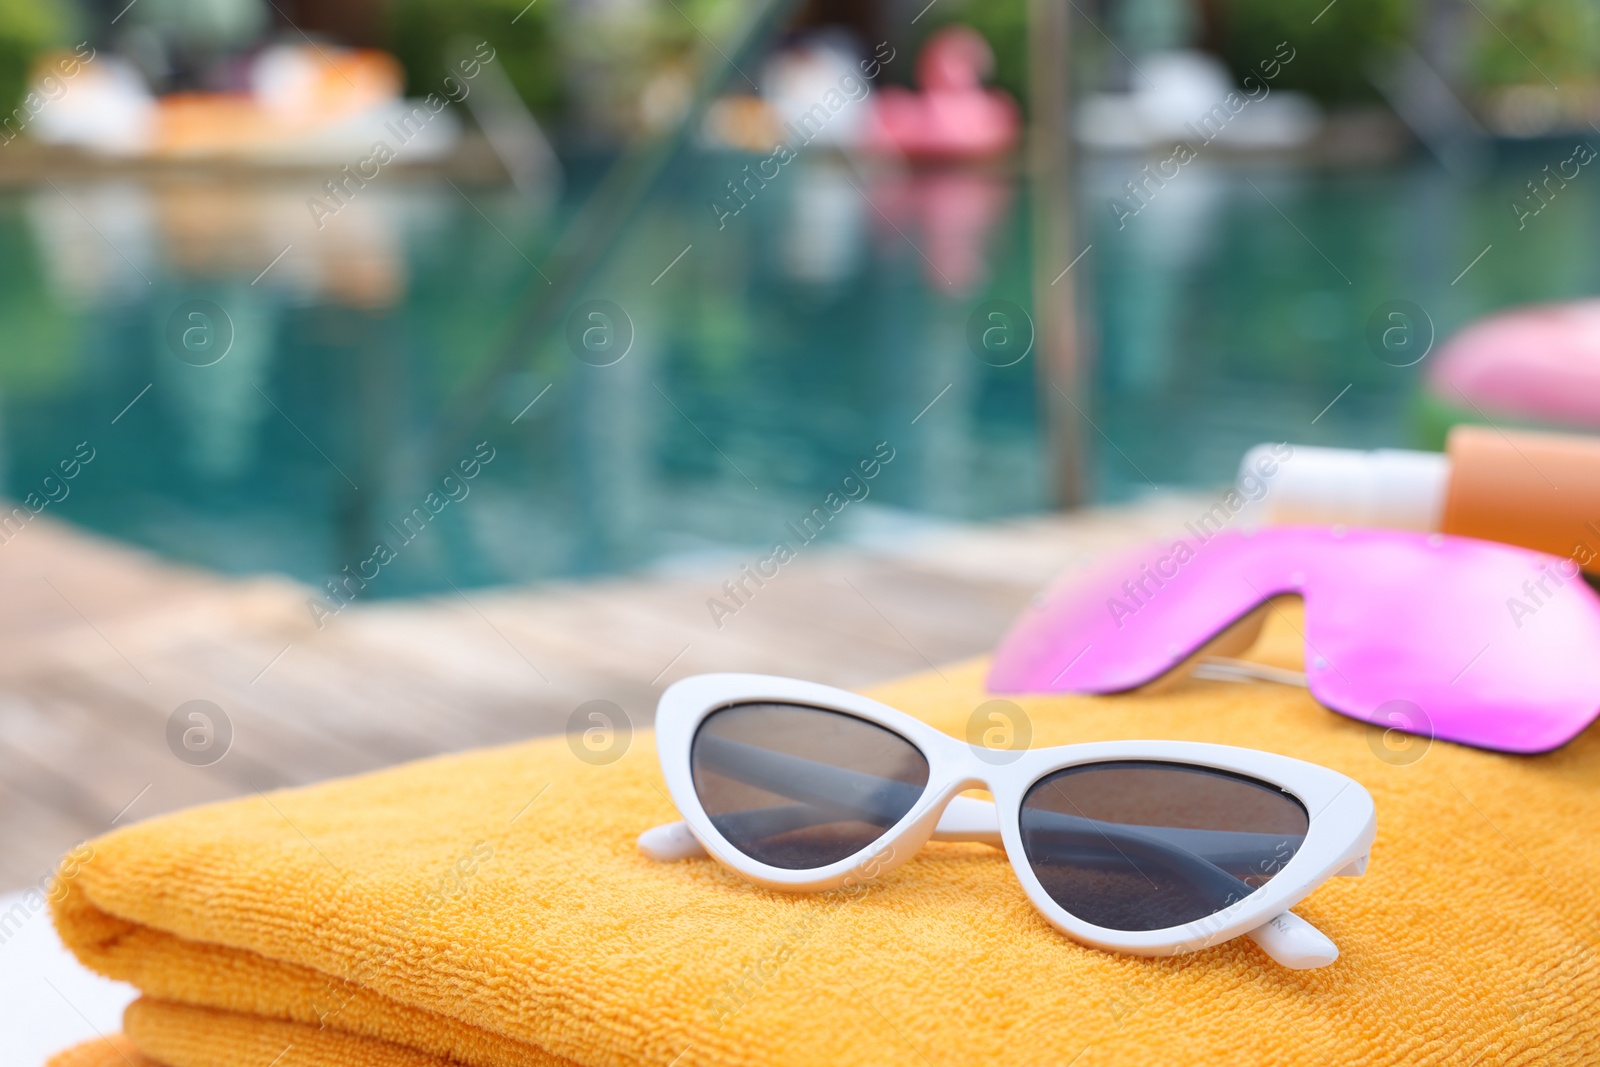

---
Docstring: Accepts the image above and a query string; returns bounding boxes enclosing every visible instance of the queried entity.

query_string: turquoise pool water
[3,145,1597,597]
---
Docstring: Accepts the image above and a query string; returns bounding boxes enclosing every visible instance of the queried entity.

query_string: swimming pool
[3,144,1595,597]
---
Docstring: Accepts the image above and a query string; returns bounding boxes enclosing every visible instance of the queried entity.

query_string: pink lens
[987,526,1600,754]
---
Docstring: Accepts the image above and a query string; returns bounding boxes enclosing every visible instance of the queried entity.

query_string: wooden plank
[0,497,1203,887]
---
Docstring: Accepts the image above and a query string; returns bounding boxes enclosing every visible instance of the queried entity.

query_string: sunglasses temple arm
[1245,911,1338,969]
[638,821,708,862]
[639,796,1004,864]
[1191,656,1309,688]
[927,794,1003,846]
[642,792,1295,858]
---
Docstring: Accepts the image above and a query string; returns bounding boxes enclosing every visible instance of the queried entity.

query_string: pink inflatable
[1427,300,1600,427]
[864,26,1020,161]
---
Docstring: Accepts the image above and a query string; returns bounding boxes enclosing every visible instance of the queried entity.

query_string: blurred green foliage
[386,0,742,128]
[380,0,1600,120]
[1219,0,1600,103]
[0,208,79,393]
[387,0,564,113]
[1469,0,1600,88]
[553,0,735,135]
[0,0,67,113]
[1217,0,1412,104]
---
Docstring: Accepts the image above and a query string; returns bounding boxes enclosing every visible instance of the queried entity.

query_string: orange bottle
[1440,426,1600,572]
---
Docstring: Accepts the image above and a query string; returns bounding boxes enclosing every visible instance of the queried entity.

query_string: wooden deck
[0,497,1202,888]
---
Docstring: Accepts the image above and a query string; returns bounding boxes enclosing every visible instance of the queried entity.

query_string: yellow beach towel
[49,627,1600,1066]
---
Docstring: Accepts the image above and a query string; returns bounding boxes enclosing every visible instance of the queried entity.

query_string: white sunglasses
[640,674,1376,969]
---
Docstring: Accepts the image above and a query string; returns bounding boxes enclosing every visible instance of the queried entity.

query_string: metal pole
[1029,0,1087,508]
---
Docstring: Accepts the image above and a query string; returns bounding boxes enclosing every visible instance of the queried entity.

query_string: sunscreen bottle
[1238,425,1600,574]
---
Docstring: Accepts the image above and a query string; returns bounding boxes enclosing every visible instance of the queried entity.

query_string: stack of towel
[49,626,1600,1065]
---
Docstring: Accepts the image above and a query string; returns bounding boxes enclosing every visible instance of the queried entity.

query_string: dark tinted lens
[691,702,930,870]
[1019,760,1308,932]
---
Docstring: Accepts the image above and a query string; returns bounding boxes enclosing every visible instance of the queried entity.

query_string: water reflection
[154,281,273,480]
[28,178,417,308]
[1,152,1597,594]
[779,158,866,286]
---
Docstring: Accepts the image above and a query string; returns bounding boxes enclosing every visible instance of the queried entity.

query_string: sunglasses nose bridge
[947,746,999,791]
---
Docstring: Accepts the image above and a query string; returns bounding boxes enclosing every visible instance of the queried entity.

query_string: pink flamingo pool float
[864,26,1020,161]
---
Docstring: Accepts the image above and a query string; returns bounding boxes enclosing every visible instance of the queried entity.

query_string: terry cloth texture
[49,611,1600,1067]
[46,1033,155,1067]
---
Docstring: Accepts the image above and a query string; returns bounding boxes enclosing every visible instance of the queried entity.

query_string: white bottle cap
[1237,444,1451,531]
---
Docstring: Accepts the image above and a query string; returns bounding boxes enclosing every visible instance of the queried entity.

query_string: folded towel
[87,999,454,1066]
[49,618,1600,1066]
[47,1032,153,1067]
